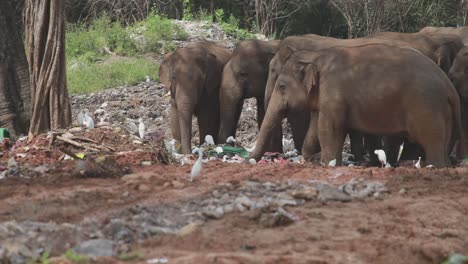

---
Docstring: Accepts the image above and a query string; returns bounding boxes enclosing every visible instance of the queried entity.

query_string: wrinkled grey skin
[252,44,463,167]
[159,41,232,154]
[449,46,468,154]
[218,40,280,149]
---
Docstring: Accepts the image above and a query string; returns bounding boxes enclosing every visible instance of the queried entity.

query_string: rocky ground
[0,21,466,264]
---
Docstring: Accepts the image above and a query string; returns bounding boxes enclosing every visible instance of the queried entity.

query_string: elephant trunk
[264,78,275,112]
[218,76,242,144]
[249,92,285,160]
[178,102,194,154]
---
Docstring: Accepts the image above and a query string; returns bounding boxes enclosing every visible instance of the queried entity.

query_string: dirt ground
[0,157,467,263]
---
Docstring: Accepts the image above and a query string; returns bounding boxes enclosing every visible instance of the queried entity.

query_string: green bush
[64,250,89,264]
[67,12,187,62]
[138,12,188,53]
[67,58,158,94]
[214,10,254,40]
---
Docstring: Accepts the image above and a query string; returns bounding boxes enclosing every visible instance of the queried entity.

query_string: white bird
[282,136,294,152]
[138,118,145,139]
[204,135,215,145]
[100,102,108,108]
[77,110,84,126]
[126,120,138,134]
[426,164,435,168]
[94,108,105,118]
[374,149,387,168]
[145,75,151,83]
[397,142,405,162]
[328,159,336,167]
[342,152,355,161]
[83,110,94,129]
[415,156,421,168]
[190,148,203,182]
[226,136,236,144]
[385,163,392,168]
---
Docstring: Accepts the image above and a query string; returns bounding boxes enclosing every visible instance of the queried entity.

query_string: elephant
[218,39,280,148]
[449,46,468,154]
[159,41,232,154]
[263,34,427,164]
[251,43,463,167]
[371,31,462,73]
[420,26,468,45]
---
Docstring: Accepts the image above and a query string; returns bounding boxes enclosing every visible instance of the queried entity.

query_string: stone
[291,187,319,200]
[138,184,151,192]
[399,188,407,195]
[171,180,185,189]
[178,222,202,236]
[73,239,115,257]
[258,208,298,228]
[203,206,224,219]
[317,184,351,202]
[235,196,253,210]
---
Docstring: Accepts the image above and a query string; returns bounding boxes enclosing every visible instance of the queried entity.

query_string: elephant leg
[364,134,382,166]
[170,103,182,153]
[264,127,283,153]
[198,98,220,146]
[318,112,346,166]
[302,112,321,161]
[256,97,265,129]
[178,106,194,154]
[288,112,310,153]
[349,130,364,161]
[218,91,243,144]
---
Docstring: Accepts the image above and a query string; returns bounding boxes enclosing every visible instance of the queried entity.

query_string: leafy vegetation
[68,58,158,94]
[117,252,144,261]
[64,250,90,264]
[27,252,51,264]
[66,11,184,94]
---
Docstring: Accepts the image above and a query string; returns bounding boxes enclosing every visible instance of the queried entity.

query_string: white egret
[374,149,387,168]
[190,148,204,182]
[138,118,145,139]
[415,156,421,168]
[204,135,215,145]
[83,110,94,129]
[226,136,236,144]
[77,110,84,126]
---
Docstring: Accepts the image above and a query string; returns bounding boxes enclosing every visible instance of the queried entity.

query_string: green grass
[66,12,187,63]
[68,58,158,94]
[64,250,89,264]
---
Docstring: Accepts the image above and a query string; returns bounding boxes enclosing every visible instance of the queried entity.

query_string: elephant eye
[239,72,248,77]
[279,82,286,91]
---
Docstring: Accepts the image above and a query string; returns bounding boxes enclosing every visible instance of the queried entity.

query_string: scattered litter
[146,258,169,264]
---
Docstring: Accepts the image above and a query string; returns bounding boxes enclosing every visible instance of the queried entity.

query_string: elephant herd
[159,26,468,168]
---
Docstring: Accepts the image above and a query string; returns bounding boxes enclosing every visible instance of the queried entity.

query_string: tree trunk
[25,0,72,138]
[0,1,31,136]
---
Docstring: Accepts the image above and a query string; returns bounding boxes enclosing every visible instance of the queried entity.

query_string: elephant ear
[300,61,320,95]
[279,45,298,63]
[435,45,452,73]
